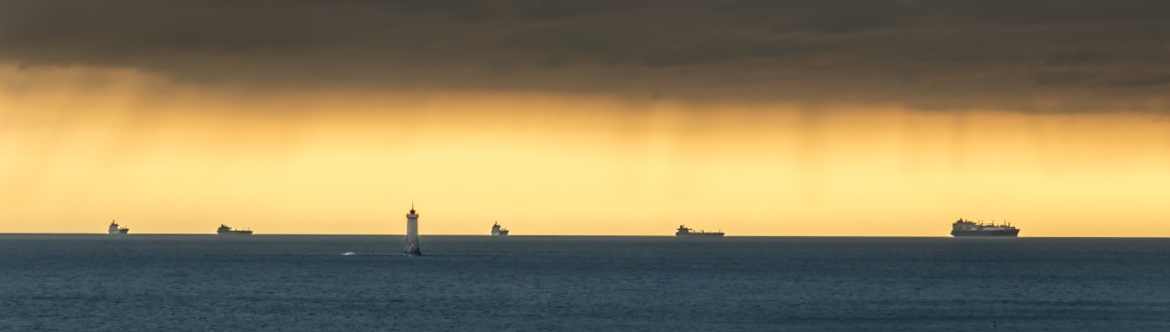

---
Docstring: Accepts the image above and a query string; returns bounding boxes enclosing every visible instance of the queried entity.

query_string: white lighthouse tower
[404,203,421,256]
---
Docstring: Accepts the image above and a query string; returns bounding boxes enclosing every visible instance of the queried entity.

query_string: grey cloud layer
[3,0,1170,111]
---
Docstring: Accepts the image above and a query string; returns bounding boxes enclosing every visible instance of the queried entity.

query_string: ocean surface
[1,235,1169,331]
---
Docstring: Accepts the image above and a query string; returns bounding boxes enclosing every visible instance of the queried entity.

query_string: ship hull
[951,229,1019,237]
[217,231,253,236]
[676,233,725,237]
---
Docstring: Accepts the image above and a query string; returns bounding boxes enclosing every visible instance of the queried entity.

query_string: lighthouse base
[404,247,422,256]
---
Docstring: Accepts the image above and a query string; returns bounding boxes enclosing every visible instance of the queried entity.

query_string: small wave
[340,251,357,256]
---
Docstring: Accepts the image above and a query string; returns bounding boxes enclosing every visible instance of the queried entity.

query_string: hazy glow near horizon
[3,66,1170,236]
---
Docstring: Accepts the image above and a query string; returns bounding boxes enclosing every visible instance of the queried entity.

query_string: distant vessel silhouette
[675,225,724,237]
[216,224,253,236]
[490,222,509,237]
[950,218,1019,237]
[107,220,129,235]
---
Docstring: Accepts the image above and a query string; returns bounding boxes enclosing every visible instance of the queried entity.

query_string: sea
[1,235,1169,331]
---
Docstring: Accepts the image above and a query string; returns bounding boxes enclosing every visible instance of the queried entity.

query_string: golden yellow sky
[3,66,1170,236]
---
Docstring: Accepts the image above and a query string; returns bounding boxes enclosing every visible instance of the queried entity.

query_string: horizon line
[1,232,1169,239]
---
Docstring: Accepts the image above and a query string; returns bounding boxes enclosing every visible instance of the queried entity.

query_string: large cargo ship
[950,219,1019,237]
[675,225,724,237]
[491,222,510,237]
[107,220,129,235]
[217,224,253,236]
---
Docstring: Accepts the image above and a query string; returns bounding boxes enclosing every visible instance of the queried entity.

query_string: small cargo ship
[490,222,510,237]
[107,220,129,235]
[675,225,724,237]
[951,218,1019,237]
[217,224,253,236]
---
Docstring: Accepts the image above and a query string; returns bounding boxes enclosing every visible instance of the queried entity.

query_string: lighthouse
[404,204,421,256]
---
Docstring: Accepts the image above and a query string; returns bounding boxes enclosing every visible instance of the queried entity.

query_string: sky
[3,1,1170,236]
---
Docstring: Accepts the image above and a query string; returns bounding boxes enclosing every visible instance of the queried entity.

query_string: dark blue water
[2,235,1169,331]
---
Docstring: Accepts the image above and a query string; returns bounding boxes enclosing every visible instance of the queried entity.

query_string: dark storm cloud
[3,0,1170,111]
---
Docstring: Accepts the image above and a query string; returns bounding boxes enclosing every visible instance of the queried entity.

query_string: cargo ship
[107,220,129,235]
[675,225,724,237]
[490,222,509,237]
[950,218,1019,237]
[216,224,253,236]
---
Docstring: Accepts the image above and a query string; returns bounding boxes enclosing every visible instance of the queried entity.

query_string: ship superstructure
[216,224,253,236]
[107,220,129,235]
[675,225,724,237]
[491,222,509,237]
[950,219,1019,237]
